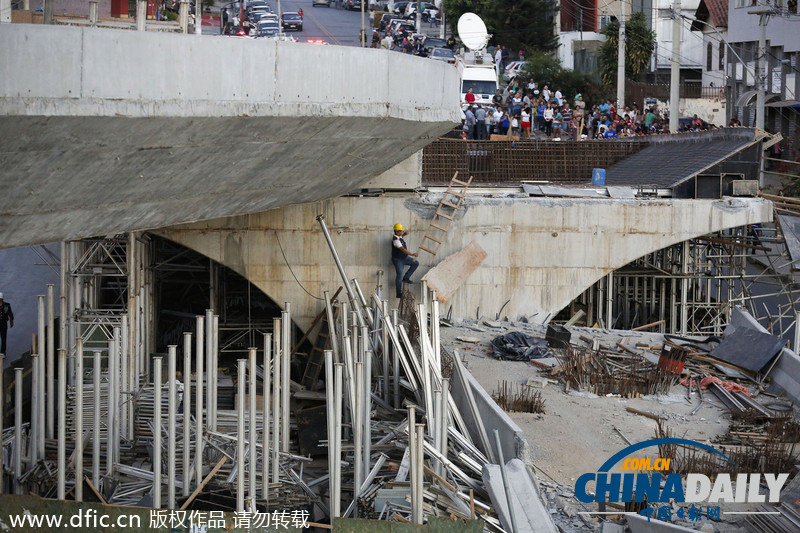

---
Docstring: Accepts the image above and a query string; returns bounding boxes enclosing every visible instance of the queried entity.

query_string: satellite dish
[457,13,489,51]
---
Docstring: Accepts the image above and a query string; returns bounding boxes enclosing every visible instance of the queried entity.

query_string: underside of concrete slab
[0,25,460,248]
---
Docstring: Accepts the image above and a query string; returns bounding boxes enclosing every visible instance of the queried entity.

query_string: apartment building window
[719,43,725,70]
[707,43,713,71]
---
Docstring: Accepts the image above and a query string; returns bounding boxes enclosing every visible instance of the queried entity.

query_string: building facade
[726,3,800,145]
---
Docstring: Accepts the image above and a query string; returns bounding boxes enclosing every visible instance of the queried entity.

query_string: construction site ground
[438,320,773,532]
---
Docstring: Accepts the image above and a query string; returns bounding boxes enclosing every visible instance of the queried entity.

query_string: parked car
[312,0,330,6]
[378,13,394,31]
[502,61,527,82]
[281,12,303,31]
[421,36,447,49]
[392,22,416,39]
[391,1,410,14]
[345,0,361,10]
[257,21,280,36]
[404,2,437,22]
[259,12,278,22]
[429,47,455,64]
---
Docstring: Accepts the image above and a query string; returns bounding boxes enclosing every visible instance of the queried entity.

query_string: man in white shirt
[494,47,503,77]
[554,89,563,106]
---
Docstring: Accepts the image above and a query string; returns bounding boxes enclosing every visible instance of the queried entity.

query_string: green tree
[444,0,559,52]
[598,12,655,86]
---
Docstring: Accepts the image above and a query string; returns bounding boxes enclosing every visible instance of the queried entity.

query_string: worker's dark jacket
[392,235,408,260]
[0,302,12,325]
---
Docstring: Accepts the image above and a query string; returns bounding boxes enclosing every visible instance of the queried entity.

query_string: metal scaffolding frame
[565,211,800,345]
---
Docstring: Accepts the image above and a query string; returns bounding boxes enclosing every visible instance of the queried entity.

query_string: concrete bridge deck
[0,24,461,249]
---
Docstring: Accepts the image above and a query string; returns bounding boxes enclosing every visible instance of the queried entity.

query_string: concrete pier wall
[157,195,772,332]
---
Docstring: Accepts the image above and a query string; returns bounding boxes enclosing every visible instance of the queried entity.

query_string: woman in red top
[298,8,303,18]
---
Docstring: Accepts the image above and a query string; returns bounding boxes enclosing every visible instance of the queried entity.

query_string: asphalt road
[212,0,368,46]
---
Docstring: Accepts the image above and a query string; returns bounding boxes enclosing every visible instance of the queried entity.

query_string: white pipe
[106,334,115,475]
[363,350,371,479]
[195,315,204,482]
[324,349,335,515]
[205,310,213,444]
[57,348,66,499]
[46,284,55,440]
[333,363,343,518]
[75,339,84,501]
[262,333,271,501]
[212,315,219,433]
[408,407,418,523]
[59,242,67,351]
[30,354,39,466]
[271,318,281,483]
[353,360,363,514]
[153,356,162,508]
[392,309,400,408]
[13,368,22,495]
[281,307,290,452]
[440,378,450,478]
[236,359,246,512]
[248,347,257,511]
[167,345,177,509]
[415,423,425,524]
[92,351,101,488]
[183,333,192,497]
[121,316,128,441]
[433,388,442,477]
[37,295,45,460]
[432,295,440,369]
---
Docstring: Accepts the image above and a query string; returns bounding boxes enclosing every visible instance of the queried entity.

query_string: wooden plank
[430,222,449,232]
[625,407,662,421]
[422,235,443,244]
[84,477,106,504]
[180,455,228,510]
[631,319,666,331]
[418,245,438,255]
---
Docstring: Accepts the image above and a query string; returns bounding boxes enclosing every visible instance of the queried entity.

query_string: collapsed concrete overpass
[0,24,461,249]
[156,194,773,332]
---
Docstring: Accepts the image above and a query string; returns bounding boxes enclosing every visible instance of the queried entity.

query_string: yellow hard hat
[393,223,405,231]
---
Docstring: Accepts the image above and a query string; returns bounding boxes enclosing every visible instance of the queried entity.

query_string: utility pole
[749,8,772,131]
[361,0,366,46]
[196,0,202,34]
[0,0,10,23]
[616,0,626,110]
[439,8,445,40]
[416,0,421,35]
[669,0,681,133]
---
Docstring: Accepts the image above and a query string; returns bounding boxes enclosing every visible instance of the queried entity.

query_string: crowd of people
[461,75,722,141]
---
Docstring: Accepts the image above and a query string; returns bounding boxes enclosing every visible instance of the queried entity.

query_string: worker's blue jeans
[392,256,419,297]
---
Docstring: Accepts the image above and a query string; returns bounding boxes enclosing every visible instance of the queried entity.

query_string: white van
[456,51,498,106]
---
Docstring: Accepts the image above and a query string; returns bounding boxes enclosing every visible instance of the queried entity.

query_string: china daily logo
[573,438,789,518]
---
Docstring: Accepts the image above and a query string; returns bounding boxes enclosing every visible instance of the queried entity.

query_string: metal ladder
[417,172,473,263]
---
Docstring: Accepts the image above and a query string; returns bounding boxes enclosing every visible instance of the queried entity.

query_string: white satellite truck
[455,13,497,108]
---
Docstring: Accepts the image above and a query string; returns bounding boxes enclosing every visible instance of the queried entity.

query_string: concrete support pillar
[0,0,11,24]
[136,0,147,31]
[179,1,189,34]
[43,0,54,24]
[89,1,98,25]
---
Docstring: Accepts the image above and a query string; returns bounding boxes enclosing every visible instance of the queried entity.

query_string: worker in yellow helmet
[391,223,419,298]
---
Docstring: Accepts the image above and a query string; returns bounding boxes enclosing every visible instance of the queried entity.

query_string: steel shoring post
[408,406,418,523]
[153,357,163,508]
[13,368,23,495]
[363,349,372,482]
[494,429,519,533]
[433,388,442,478]
[57,348,66,500]
[316,215,366,329]
[392,309,400,408]
[37,295,45,461]
[262,333,271,502]
[353,360,363,517]
[75,340,84,501]
[333,363,343,518]
[248,347,257,512]
[205,310,213,452]
[92,351,101,488]
[195,316,204,483]
[167,346,178,509]
[212,315,219,434]
[414,423,425,524]
[183,333,192,496]
[272,318,281,484]
[46,284,55,440]
[0,354,3,495]
[381,300,390,404]
[324,350,335,518]
[121,316,129,441]
[281,307,290,453]
[30,354,39,466]
[106,330,116,476]
[236,359,246,513]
